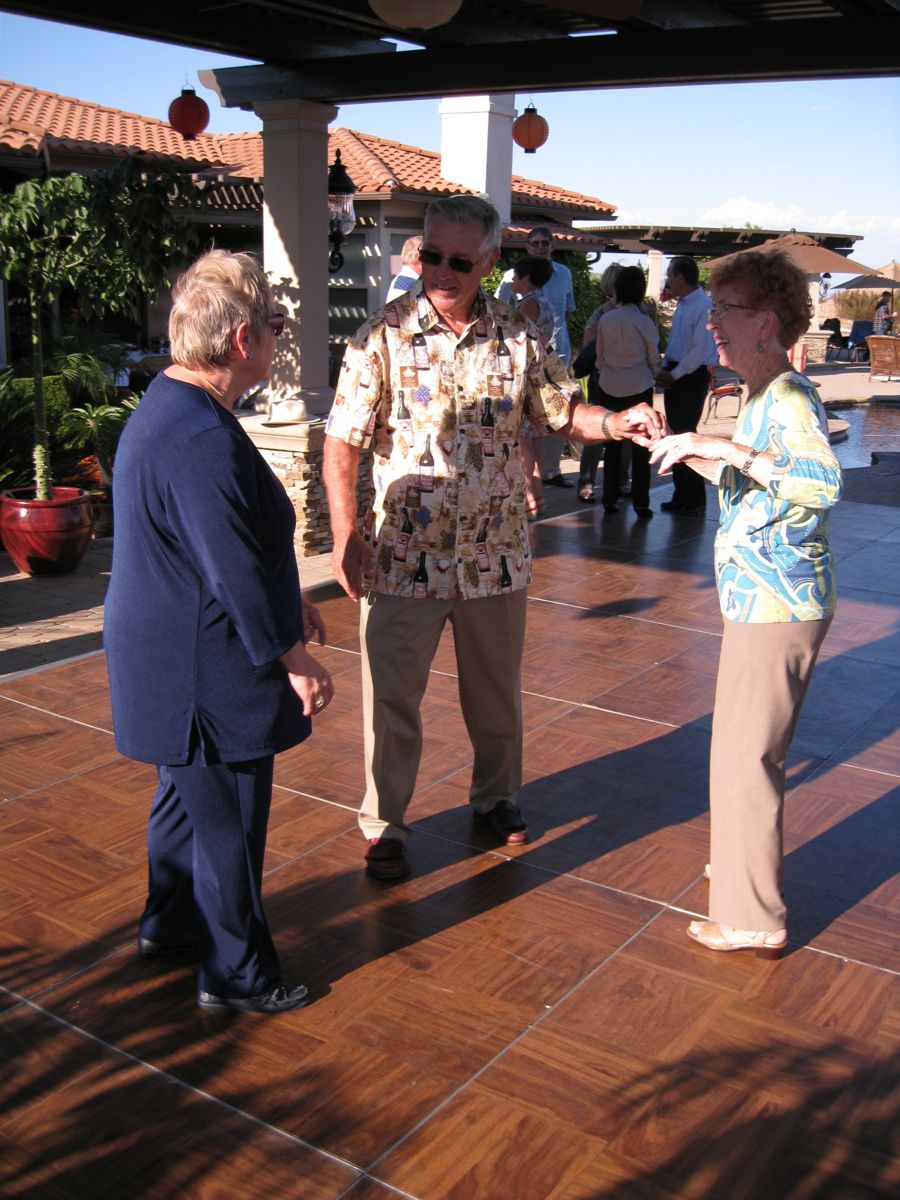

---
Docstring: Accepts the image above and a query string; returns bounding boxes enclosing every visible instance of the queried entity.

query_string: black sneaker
[198,982,309,1013]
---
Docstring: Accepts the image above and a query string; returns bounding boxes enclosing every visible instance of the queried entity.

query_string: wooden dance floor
[2,465,899,1198]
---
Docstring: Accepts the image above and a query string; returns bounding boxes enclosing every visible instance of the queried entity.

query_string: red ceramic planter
[0,486,94,576]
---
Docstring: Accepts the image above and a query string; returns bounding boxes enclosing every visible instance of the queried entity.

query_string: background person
[386,235,423,303]
[594,265,659,517]
[650,247,842,957]
[511,254,555,517]
[323,195,663,882]
[496,225,577,487]
[656,255,718,515]
[575,263,623,501]
[105,250,333,1014]
[873,290,894,335]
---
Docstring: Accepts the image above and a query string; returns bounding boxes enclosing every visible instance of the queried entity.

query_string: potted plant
[0,158,200,574]
[62,399,138,537]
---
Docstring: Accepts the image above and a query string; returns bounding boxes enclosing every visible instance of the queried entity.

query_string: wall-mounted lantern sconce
[327,150,357,274]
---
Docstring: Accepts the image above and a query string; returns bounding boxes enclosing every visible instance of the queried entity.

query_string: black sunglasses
[267,313,285,337]
[418,248,477,275]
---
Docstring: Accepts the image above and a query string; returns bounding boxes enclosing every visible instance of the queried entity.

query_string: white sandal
[687,920,787,959]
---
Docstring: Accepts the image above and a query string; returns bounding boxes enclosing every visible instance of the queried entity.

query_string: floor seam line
[7,995,367,1180]
[359,900,671,1179]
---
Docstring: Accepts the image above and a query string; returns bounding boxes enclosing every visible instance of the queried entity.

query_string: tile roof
[0,80,615,220]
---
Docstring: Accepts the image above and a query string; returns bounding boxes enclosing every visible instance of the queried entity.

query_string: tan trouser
[708,615,832,931]
[358,589,528,841]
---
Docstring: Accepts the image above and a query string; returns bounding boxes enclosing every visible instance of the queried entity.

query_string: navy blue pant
[663,364,710,510]
[139,756,280,997]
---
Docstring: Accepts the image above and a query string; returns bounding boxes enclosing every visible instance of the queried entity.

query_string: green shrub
[0,374,78,491]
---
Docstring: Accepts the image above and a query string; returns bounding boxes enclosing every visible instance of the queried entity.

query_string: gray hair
[424,194,501,254]
[169,249,273,369]
[400,235,423,265]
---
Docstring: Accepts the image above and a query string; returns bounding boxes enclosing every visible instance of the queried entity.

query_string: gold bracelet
[739,447,760,474]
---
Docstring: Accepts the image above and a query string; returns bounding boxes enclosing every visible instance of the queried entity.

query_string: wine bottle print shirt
[326,288,578,599]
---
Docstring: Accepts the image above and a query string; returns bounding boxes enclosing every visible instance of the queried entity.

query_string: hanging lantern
[168,88,210,140]
[512,103,549,154]
[368,0,462,29]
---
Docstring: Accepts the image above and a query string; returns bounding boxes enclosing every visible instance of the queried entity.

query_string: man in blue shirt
[656,256,718,514]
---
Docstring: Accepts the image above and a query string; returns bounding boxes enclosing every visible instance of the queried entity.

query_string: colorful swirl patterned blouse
[326,288,578,600]
[715,371,843,624]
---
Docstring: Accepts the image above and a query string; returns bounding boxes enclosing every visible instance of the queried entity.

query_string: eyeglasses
[708,302,761,320]
[267,314,286,336]
[418,248,477,274]
[527,239,551,247]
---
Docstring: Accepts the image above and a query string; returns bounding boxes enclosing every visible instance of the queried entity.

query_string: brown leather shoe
[475,800,529,846]
[365,837,407,880]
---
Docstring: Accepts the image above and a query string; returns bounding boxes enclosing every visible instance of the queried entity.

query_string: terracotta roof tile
[0,80,615,219]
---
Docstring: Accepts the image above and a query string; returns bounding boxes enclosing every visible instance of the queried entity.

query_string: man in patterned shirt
[324,194,663,880]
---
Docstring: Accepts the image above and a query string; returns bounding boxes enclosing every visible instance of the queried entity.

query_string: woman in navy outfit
[105,250,333,1013]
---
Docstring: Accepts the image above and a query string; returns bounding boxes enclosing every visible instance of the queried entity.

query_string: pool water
[830,403,900,469]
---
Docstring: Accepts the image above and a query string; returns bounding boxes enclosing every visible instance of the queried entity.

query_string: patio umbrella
[702,233,880,277]
[833,261,900,290]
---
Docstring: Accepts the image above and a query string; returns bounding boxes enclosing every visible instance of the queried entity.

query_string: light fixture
[368,0,462,30]
[327,150,357,274]
[168,87,210,140]
[512,103,549,154]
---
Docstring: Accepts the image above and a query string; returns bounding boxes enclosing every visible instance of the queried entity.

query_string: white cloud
[697,196,899,238]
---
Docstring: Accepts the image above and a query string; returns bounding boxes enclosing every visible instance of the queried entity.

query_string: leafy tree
[0,158,201,498]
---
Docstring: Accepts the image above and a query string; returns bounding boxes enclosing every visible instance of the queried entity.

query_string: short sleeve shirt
[327,289,578,600]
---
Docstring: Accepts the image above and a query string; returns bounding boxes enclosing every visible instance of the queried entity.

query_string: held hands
[649,432,728,475]
[613,403,669,447]
[332,529,373,603]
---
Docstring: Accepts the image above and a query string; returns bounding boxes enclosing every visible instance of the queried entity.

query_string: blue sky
[2,11,898,272]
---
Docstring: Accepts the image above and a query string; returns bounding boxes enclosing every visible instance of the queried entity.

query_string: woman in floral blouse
[650,248,843,957]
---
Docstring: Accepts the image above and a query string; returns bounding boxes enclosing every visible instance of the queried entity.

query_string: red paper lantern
[168,88,210,140]
[512,103,549,154]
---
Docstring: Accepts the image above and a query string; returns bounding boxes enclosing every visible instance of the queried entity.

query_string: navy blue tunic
[104,375,311,765]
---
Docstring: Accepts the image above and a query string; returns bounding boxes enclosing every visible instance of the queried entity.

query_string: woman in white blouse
[594,265,660,516]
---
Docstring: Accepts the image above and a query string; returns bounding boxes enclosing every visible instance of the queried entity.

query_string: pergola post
[253,98,338,420]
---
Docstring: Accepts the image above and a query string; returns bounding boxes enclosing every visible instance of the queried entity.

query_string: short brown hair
[513,255,552,289]
[169,249,273,369]
[709,248,812,348]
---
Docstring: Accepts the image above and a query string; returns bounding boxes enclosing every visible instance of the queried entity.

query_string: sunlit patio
[1,379,898,1197]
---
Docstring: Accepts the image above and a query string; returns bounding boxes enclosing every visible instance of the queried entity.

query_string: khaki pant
[708,616,832,931]
[358,589,528,841]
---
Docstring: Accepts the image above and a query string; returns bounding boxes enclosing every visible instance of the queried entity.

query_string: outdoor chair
[704,364,745,422]
[849,320,875,362]
[866,335,900,380]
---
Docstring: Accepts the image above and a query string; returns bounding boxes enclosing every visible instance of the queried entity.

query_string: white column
[439,95,515,225]
[254,98,338,420]
[647,248,665,299]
